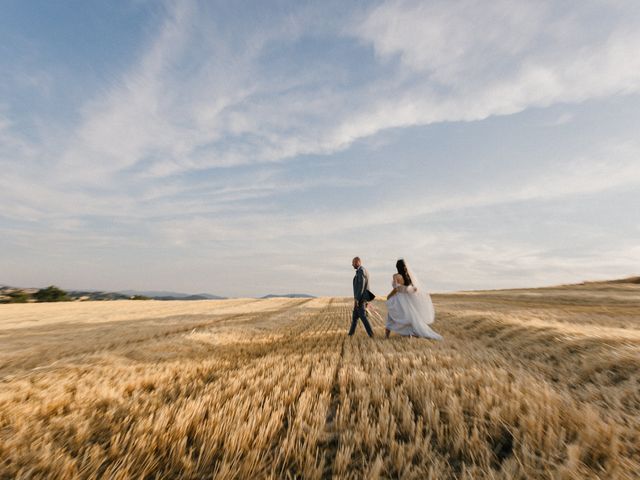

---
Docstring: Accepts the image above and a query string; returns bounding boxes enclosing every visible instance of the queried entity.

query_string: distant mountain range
[119,290,226,300]
[0,285,227,303]
[67,290,227,301]
[260,293,316,299]
[1,285,318,303]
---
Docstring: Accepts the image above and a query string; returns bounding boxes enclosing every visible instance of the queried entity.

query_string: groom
[349,257,374,337]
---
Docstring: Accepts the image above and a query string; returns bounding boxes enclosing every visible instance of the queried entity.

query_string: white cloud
[356,0,545,80]
[36,0,639,190]
[349,0,640,129]
[0,112,38,165]
[546,112,573,126]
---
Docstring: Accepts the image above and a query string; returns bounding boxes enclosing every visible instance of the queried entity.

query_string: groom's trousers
[349,303,374,337]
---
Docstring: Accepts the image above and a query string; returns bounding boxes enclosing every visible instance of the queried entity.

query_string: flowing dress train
[386,279,442,340]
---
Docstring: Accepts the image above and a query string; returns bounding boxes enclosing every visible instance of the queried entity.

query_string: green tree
[130,295,150,300]
[8,291,29,303]
[34,286,69,302]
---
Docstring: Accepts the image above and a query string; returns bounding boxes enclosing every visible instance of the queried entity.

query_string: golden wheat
[0,284,638,479]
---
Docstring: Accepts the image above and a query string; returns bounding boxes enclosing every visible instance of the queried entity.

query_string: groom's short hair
[353,256,361,262]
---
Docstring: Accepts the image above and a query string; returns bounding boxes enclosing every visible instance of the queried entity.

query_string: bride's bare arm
[388,274,404,298]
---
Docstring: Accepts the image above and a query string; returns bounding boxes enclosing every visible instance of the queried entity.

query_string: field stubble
[0,283,638,479]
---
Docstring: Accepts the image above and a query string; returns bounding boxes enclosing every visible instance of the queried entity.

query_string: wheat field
[0,281,639,479]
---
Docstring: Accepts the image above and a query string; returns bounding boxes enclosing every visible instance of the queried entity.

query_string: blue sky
[1,0,639,297]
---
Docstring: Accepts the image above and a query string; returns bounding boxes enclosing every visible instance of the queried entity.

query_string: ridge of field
[0,283,638,478]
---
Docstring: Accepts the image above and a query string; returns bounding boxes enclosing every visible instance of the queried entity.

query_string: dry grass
[0,283,638,479]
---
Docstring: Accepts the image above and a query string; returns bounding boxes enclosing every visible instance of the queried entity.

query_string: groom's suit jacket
[353,266,370,303]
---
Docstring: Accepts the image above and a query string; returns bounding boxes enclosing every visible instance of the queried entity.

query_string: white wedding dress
[386,265,443,340]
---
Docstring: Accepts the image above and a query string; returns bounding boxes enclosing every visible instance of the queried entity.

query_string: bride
[385,259,443,340]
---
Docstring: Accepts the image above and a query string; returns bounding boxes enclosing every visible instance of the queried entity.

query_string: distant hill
[0,285,226,303]
[119,290,226,300]
[563,276,640,289]
[151,294,226,301]
[68,289,226,301]
[599,276,640,284]
[69,290,131,301]
[260,293,315,299]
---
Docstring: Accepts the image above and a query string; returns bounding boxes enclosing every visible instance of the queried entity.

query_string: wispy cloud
[350,0,640,130]
[29,0,640,186]
[51,1,640,184]
[545,112,574,126]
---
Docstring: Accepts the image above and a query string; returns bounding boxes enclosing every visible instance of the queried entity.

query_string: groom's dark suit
[349,265,374,337]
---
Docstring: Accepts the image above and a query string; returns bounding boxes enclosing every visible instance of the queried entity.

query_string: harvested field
[0,282,639,479]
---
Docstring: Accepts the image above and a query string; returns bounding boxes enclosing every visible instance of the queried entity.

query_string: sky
[1,0,639,297]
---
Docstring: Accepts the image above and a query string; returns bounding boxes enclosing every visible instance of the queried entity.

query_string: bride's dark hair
[396,259,412,286]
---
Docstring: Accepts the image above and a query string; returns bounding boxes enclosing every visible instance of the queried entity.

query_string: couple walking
[349,256,443,340]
